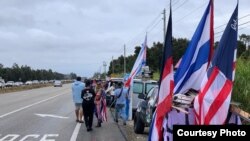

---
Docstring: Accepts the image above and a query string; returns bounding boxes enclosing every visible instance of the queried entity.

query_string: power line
[215,20,250,35]
[126,0,190,47]
[173,0,189,12]
[175,1,208,24]
[215,23,250,39]
[215,13,250,29]
[147,18,162,33]
[126,12,162,46]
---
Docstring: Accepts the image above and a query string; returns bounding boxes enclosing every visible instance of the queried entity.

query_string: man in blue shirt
[114,82,128,125]
[72,77,85,123]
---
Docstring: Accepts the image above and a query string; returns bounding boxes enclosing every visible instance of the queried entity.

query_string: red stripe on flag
[125,68,138,87]
[204,78,232,124]
[197,67,219,124]
[155,82,173,141]
[161,57,173,80]
[157,81,174,117]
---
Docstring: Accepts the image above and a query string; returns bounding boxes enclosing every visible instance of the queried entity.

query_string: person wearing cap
[72,76,85,123]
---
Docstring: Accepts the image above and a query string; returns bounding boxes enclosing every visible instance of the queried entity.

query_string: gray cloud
[0,0,249,77]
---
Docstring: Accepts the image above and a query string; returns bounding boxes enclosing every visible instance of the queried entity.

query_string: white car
[5,81,14,87]
[131,79,158,111]
[0,81,5,88]
[54,80,62,87]
[25,81,33,85]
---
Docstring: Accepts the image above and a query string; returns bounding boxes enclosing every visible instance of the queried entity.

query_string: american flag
[174,0,214,94]
[101,90,107,122]
[148,3,174,141]
[194,2,238,125]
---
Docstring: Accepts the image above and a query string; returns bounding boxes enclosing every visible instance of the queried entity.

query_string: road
[0,84,126,141]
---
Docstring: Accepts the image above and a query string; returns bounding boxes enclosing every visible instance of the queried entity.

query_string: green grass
[0,84,53,94]
[232,57,250,113]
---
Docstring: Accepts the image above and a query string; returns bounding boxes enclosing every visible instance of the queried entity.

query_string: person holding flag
[124,35,147,120]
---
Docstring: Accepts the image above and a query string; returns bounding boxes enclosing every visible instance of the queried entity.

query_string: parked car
[14,82,23,87]
[25,81,33,85]
[0,81,5,89]
[32,80,39,84]
[134,85,158,134]
[54,80,62,87]
[5,81,14,87]
[131,79,158,113]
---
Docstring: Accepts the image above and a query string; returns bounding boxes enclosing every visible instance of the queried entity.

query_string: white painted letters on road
[19,134,39,141]
[0,134,59,141]
[40,134,59,141]
[0,134,19,141]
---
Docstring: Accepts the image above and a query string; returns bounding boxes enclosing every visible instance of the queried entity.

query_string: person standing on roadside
[94,82,107,127]
[114,82,128,125]
[72,77,85,123]
[81,80,96,131]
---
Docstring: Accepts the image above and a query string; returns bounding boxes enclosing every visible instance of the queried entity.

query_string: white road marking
[0,93,66,119]
[35,113,69,119]
[0,134,59,141]
[70,123,81,141]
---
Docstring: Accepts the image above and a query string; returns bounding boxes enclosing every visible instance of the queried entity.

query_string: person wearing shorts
[72,77,85,123]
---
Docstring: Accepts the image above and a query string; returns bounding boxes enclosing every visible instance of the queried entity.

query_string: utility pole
[163,8,166,42]
[103,61,107,78]
[159,8,166,71]
[124,44,126,75]
[112,56,114,74]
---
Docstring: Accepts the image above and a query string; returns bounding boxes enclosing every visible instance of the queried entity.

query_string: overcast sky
[0,0,249,77]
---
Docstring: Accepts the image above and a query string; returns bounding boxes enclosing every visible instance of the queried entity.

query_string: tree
[239,34,248,50]
[70,73,77,79]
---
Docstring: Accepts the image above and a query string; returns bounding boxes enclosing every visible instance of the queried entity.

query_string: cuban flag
[194,2,238,125]
[174,0,214,94]
[125,35,147,88]
[148,3,174,141]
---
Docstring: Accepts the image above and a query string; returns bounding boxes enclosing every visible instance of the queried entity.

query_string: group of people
[71,77,129,132]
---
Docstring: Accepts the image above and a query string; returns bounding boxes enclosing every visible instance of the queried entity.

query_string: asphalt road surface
[0,84,126,141]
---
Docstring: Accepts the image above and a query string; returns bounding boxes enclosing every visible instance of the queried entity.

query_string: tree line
[0,63,77,82]
[108,34,250,76]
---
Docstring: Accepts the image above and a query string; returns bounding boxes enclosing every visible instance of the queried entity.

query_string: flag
[162,1,213,140]
[148,3,174,141]
[124,35,147,88]
[194,3,238,125]
[174,0,214,94]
